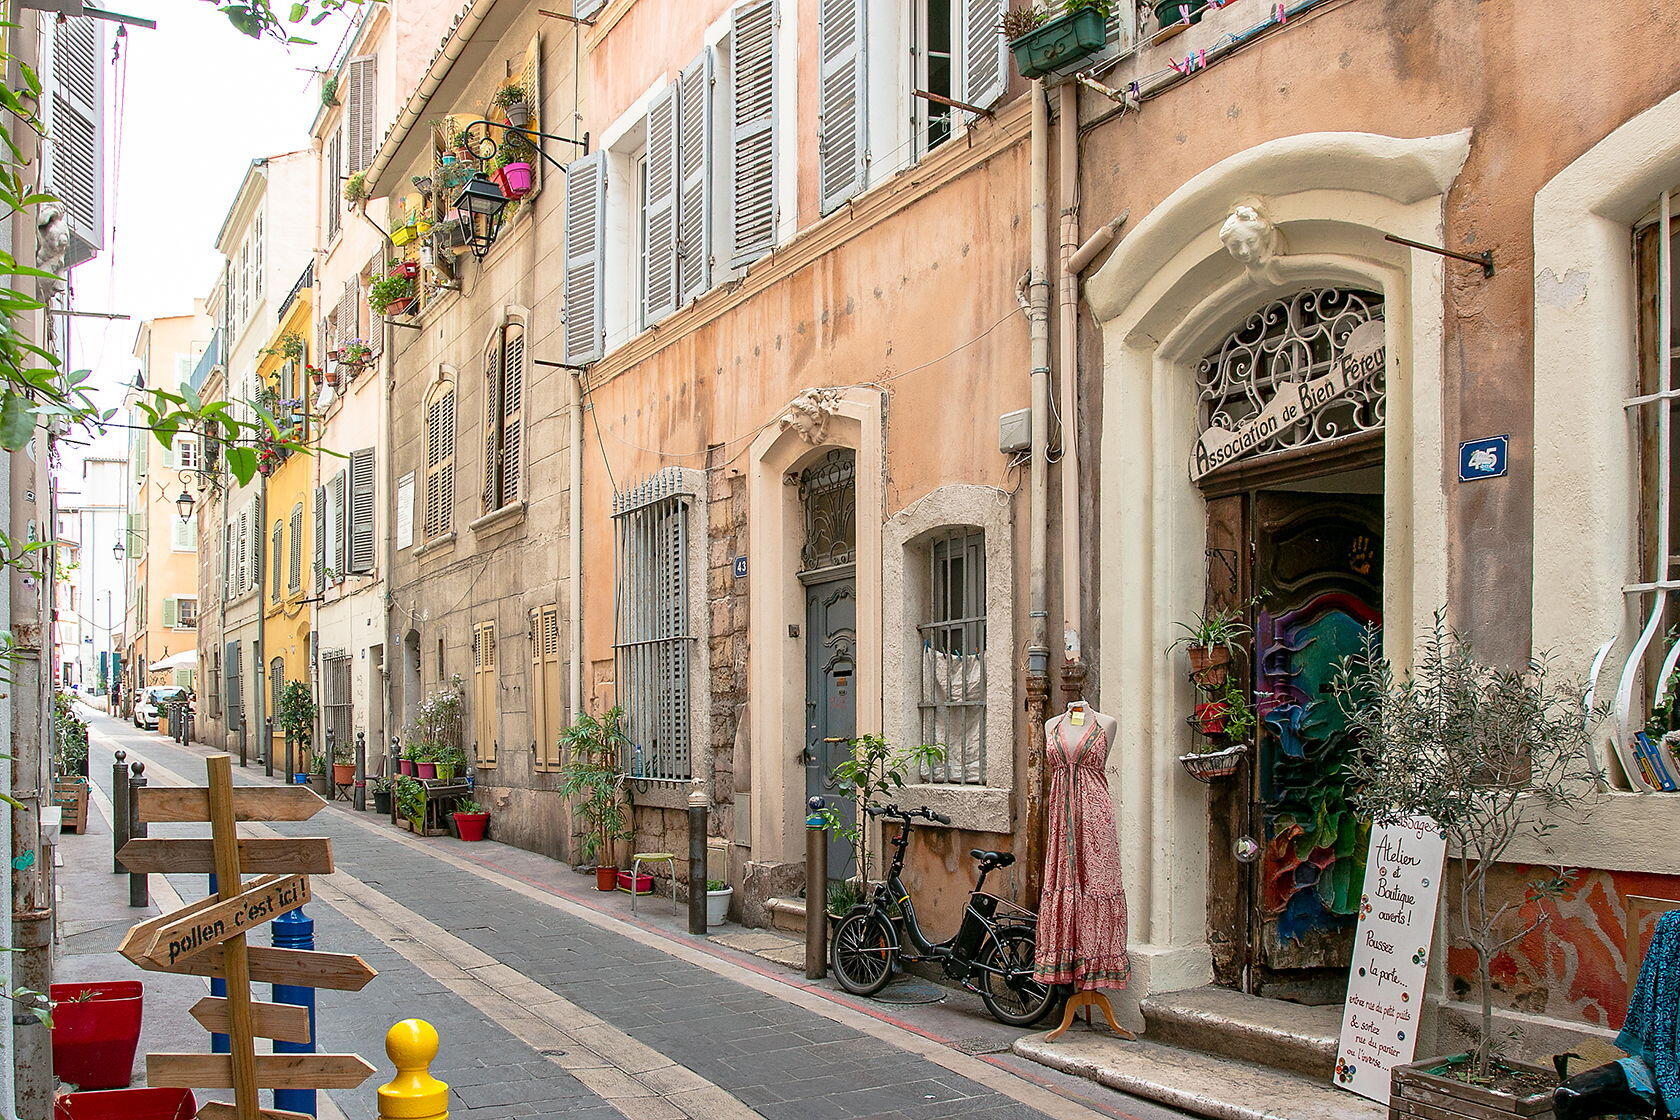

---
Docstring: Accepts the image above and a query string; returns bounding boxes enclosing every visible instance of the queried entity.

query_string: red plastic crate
[616,870,653,894]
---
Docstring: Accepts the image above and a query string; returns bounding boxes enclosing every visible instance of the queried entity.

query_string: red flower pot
[50,981,143,1090]
[416,762,436,780]
[399,758,414,776]
[385,296,416,317]
[332,763,355,786]
[491,165,511,197]
[55,1088,195,1120]
[1194,700,1230,736]
[595,866,618,891]
[501,162,533,198]
[453,811,489,841]
[616,870,653,895]
[392,260,419,279]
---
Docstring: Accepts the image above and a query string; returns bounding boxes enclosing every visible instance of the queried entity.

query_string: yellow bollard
[377,1018,449,1120]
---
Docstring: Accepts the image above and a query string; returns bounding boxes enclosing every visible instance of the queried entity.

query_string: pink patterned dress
[1034,715,1131,991]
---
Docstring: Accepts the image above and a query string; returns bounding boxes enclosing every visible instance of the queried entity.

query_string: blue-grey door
[804,573,856,878]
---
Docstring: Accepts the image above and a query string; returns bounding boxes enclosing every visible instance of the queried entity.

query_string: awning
[149,650,198,672]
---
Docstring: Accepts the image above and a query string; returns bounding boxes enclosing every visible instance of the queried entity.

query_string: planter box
[51,981,142,1090]
[1391,1056,1556,1120]
[1011,8,1108,80]
[616,870,653,895]
[1154,0,1208,29]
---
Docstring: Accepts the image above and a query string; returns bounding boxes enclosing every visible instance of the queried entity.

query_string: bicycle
[828,803,1065,1027]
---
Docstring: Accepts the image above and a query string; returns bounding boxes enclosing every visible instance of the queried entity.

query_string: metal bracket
[911,89,994,118]
[1383,233,1494,279]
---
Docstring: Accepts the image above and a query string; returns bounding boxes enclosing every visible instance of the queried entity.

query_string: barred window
[612,469,696,782]
[322,650,352,758]
[919,530,986,784]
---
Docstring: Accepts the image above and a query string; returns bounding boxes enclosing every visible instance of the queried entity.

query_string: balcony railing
[279,261,314,321]
[189,329,222,393]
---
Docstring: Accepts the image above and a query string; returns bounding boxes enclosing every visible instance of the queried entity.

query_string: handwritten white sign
[1335,815,1447,1104]
[1190,319,1386,480]
[395,472,415,550]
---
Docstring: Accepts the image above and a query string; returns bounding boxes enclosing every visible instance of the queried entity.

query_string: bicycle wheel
[977,926,1063,1027]
[830,910,897,996]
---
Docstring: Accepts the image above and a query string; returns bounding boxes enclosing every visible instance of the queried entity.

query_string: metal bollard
[127,762,148,908]
[805,796,827,980]
[264,718,274,778]
[286,730,296,787]
[207,874,230,1055]
[687,783,707,935]
[273,908,318,1116]
[112,749,129,874]
[355,731,367,812]
[379,1019,448,1120]
[238,714,248,767]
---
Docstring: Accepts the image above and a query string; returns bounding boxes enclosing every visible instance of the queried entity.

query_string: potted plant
[433,741,467,783]
[496,133,536,199]
[397,750,414,777]
[494,81,532,128]
[826,880,862,920]
[390,257,420,280]
[451,125,477,163]
[50,981,143,1090]
[452,798,489,842]
[394,774,426,831]
[321,73,339,107]
[1332,613,1601,1119]
[411,740,437,781]
[1178,679,1256,781]
[1169,606,1251,689]
[815,735,946,908]
[276,680,316,780]
[557,707,632,890]
[1006,0,1112,81]
[331,738,355,789]
[369,273,416,318]
[705,879,733,927]
[307,751,329,795]
[53,691,90,776]
[371,776,393,815]
[343,170,369,206]
[430,215,471,253]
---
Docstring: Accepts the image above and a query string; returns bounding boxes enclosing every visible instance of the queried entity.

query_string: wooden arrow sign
[157,944,378,991]
[127,875,312,970]
[119,837,334,876]
[137,784,326,824]
[196,1104,314,1120]
[189,996,312,1044]
[148,1052,376,1090]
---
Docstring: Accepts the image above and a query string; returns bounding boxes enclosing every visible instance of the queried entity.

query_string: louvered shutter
[289,503,303,592]
[562,153,607,365]
[729,0,777,267]
[249,501,262,595]
[272,522,283,593]
[501,327,524,503]
[224,522,236,601]
[817,0,867,213]
[336,282,357,351]
[163,598,178,629]
[676,50,714,304]
[530,608,547,766]
[482,343,502,512]
[330,470,348,576]
[426,387,456,537]
[344,56,378,172]
[960,0,1007,117]
[349,447,375,573]
[573,0,604,18]
[236,509,250,594]
[475,622,497,765]
[314,485,326,586]
[48,17,103,253]
[326,128,343,243]
[643,84,680,325]
[540,605,563,765]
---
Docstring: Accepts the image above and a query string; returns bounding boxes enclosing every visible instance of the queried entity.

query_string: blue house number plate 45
[1458,435,1508,482]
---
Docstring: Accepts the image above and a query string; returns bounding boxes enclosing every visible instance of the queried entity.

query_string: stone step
[1013,1030,1383,1120]
[1141,985,1342,1079]
[765,895,807,936]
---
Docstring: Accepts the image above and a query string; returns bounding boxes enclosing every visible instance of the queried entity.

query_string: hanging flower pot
[1193,700,1230,736]
[387,296,416,317]
[1153,0,1208,30]
[501,162,534,199]
[392,260,419,279]
[391,223,418,247]
[1188,644,1233,689]
[491,164,512,198]
[1010,7,1109,80]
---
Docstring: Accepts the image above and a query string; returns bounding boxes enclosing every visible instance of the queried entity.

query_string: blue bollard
[272,907,317,1117]
[207,875,229,1054]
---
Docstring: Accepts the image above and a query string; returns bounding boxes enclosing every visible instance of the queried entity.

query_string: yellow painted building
[257,282,315,772]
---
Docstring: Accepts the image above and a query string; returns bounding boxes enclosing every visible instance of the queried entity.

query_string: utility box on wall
[998,408,1032,455]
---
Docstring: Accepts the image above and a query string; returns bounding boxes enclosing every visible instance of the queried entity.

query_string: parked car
[134,685,188,731]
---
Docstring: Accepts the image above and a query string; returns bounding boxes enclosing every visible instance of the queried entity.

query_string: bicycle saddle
[971,849,1015,868]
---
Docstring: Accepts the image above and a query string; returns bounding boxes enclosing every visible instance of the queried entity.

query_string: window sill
[415,532,456,558]
[627,780,695,810]
[469,501,526,536]
[899,783,1012,835]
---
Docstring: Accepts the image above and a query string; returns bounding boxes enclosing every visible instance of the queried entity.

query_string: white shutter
[48,16,103,254]
[676,50,714,305]
[344,56,378,172]
[327,128,344,243]
[729,0,777,267]
[817,0,867,213]
[642,84,680,325]
[960,0,1007,118]
[236,508,250,594]
[573,0,605,18]
[562,152,607,365]
[349,447,375,573]
[224,522,236,602]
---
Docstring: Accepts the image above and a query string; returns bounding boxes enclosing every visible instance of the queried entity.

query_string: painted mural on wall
[1444,864,1680,1029]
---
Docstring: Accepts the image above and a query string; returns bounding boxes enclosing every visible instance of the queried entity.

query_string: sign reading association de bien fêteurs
[1190,319,1387,482]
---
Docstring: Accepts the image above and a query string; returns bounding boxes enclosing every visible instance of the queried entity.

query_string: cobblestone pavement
[82,709,1186,1120]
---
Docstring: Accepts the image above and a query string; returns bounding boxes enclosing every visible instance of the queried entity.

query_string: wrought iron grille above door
[799,448,856,572]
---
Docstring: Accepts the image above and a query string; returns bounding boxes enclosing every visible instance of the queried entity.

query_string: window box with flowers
[1006,0,1111,80]
[369,274,416,318]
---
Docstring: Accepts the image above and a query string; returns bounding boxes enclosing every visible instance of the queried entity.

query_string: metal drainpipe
[569,373,584,723]
[0,383,14,1120]
[1022,81,1053,905]
[1055,81,1085,707]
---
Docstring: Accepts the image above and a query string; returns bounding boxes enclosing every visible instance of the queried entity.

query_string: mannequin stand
[1045,990,1136,1042]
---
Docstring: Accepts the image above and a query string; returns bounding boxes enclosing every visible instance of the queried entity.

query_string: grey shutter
[349,447,375,573]
[961,0,1008,118]
[48,16,103,255]
[676,49,714,305]
[729,0,777,267]
[289,503,303,591]
[336,281,357,351]
[344,56,378,172]
[562,152,607,365]
[331,470,348,576]
[314,485,326,585]
[642,84,680,325]
[573,0,605,17]
[326,128,343,243]
[817,0,867,213]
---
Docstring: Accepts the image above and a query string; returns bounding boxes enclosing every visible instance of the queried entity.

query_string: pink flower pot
[51,981,143,1090]
[416,762,437,780]
[399,759,414,776]
[501,162,533,198]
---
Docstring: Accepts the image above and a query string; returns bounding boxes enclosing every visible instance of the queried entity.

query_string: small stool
[630,852,678,916]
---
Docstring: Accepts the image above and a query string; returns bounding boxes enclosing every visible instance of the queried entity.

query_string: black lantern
[175,489,195,523]
[112,539,124,561]
[453,173,509,260]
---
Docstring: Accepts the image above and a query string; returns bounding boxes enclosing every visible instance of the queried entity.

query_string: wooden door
[472,621,497,767]
[804,573,857,877]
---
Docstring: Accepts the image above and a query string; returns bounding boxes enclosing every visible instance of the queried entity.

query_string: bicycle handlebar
[866,804,953,826]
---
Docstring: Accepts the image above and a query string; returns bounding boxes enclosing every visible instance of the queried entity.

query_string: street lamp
[113,539,124,561]
[452,174,510,261]
[175,489,195,523]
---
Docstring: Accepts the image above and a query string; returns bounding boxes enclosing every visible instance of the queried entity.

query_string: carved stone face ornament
[780,387,842,445]
[1219,200,1282,284]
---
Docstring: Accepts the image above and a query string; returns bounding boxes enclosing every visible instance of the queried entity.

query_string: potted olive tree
[557,707,631,889]
[276,680,316,784]
[1332,613,1600,1119]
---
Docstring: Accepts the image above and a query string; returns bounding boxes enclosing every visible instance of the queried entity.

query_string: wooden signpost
[117,755,378,1120]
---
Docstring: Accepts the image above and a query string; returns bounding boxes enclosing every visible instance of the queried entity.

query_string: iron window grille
[612,469,696,782]
[918,529,987,784]
[323,651,353,760]
[799,448,857,572]
[1197,288,1385,463]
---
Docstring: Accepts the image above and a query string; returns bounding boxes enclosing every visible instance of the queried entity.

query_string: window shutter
[729,0,777,267]
[817,0,867,213]
[960,0,1008,117]
[48,17,103,253]
[483,343,502,513]
[643,83,680,325]
[236,508,250,593]
[326,128,343,243]
[475,622,497,765]
[249,501,262,594]
[335,281,357,352]
[163,597,177,629]
[573,0,604,18]
[676,49,714,305]
[561,152,607,365]
[272,522,283,593]
[349,447,375,573]
[314,484,326,586]
[224,522,236,601]
[289,503,303,592]
[330,470,347,576]
[501,327,524,503]
[426,387,456,538]
[344,56,378,172]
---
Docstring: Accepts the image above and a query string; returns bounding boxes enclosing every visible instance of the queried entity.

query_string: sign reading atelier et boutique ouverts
[1190,318,1387,481]
[1335,815,1448,1105]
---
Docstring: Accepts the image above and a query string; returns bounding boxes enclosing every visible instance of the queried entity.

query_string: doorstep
[710,925,806,971]
[1012,1030,1385,1120]
[1141,984,1341,1078]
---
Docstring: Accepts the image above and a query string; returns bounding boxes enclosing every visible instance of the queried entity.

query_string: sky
[62,0,354,465]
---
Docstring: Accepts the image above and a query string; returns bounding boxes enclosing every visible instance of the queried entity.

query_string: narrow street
[67,706,1187,1120]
